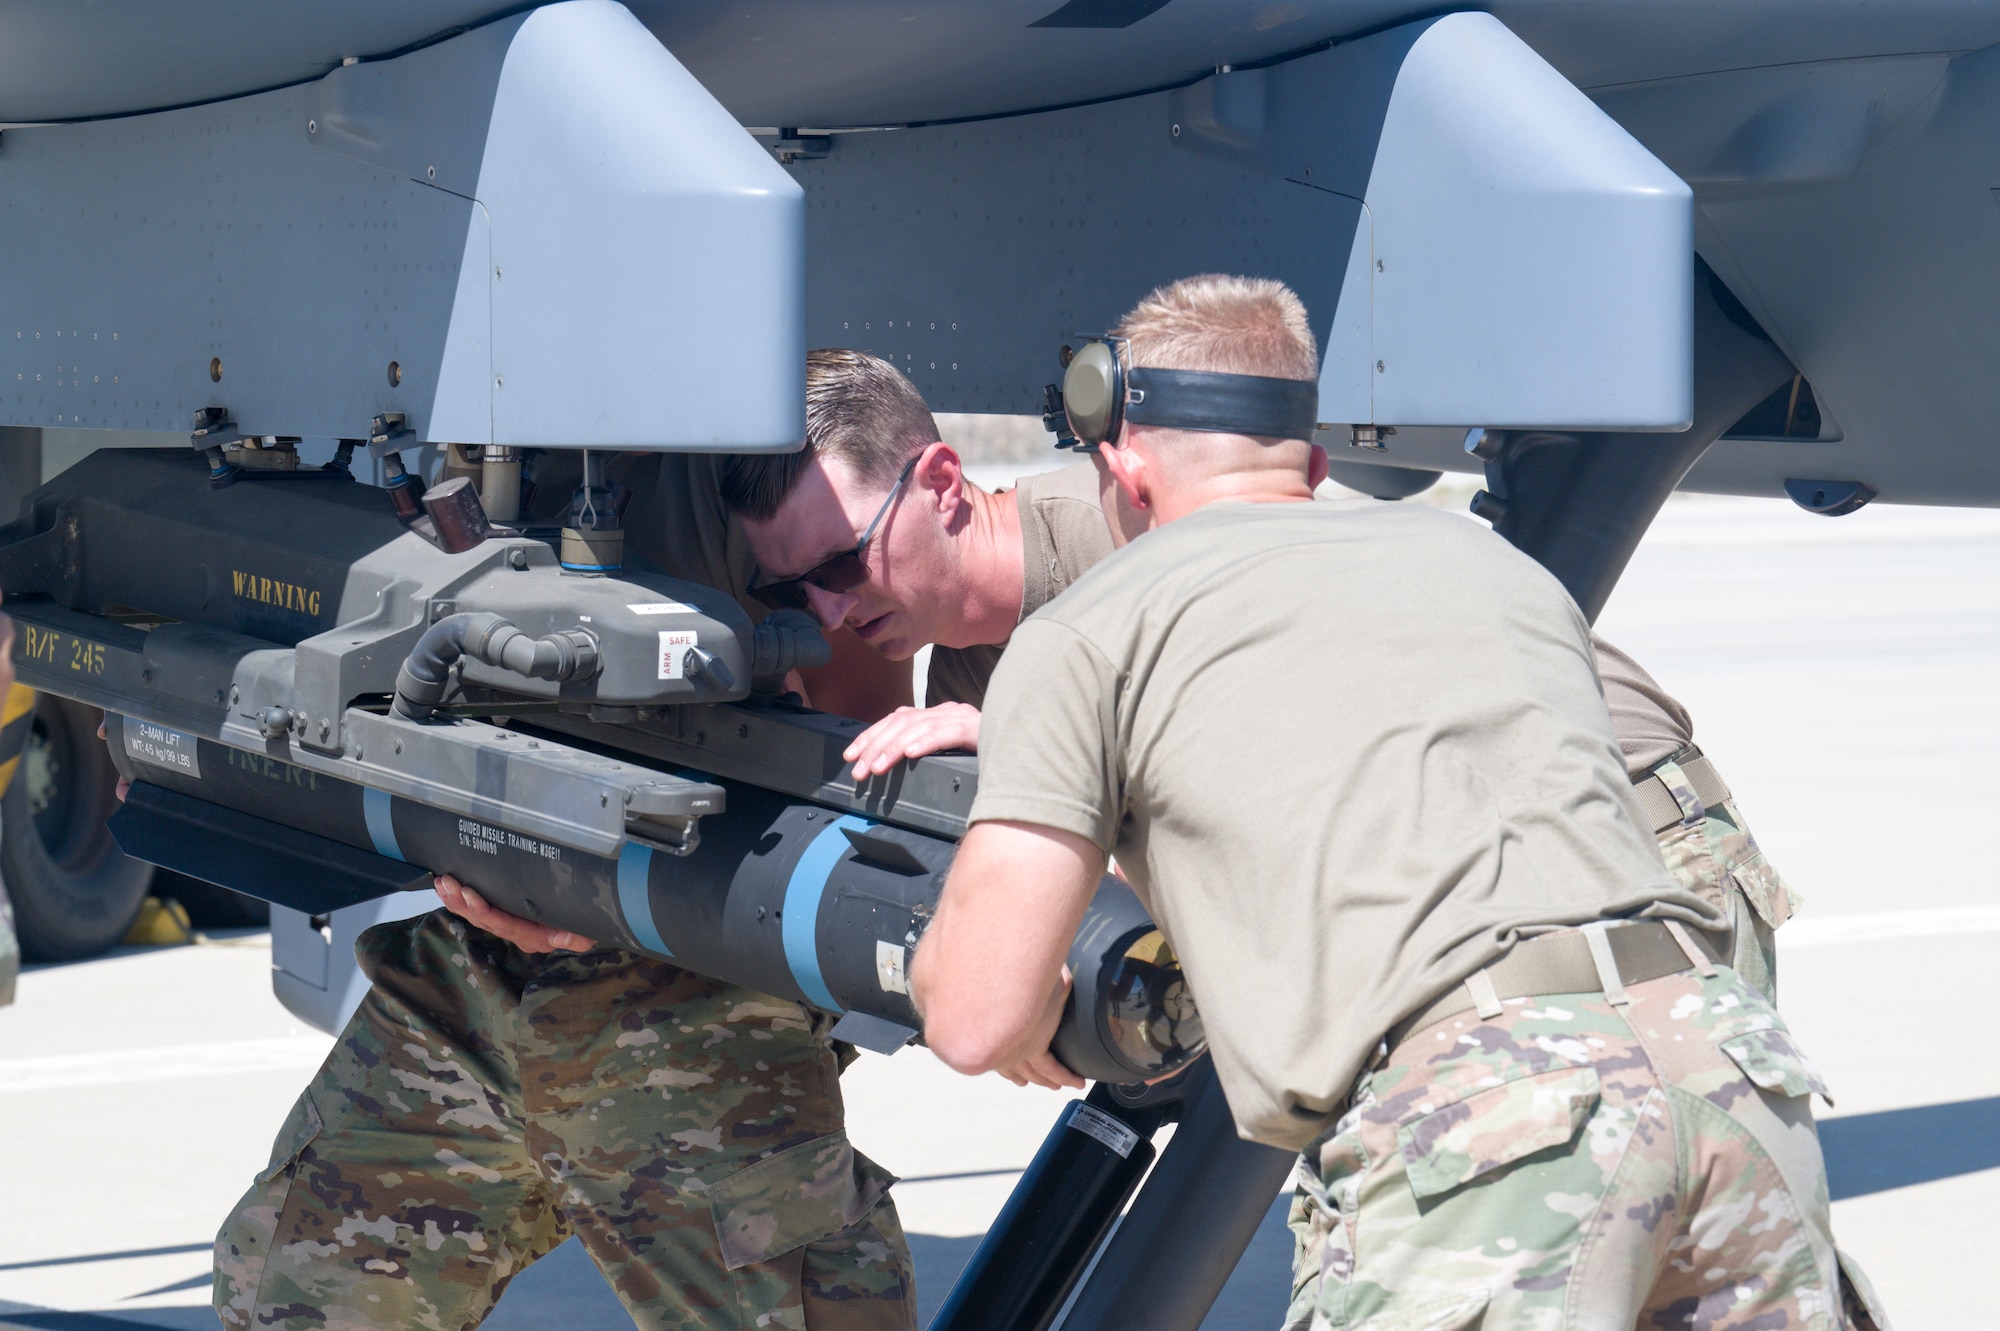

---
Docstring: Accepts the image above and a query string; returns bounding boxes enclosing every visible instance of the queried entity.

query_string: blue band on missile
[784,815,871,1013]
[611,768,706,956]
[617,842,670,957]
[363,788,404,862]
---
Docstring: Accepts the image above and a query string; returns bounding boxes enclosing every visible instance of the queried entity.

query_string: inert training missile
[104,718,1203,1082]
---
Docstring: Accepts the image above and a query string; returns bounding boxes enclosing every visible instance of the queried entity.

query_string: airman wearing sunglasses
[722,347,1115,782]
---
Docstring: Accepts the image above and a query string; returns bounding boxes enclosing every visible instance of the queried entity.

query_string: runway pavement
[1,482,1995,1329]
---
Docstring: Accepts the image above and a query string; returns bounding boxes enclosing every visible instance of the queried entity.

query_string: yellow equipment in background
[0,682,26,1002]
[0,682,34,797]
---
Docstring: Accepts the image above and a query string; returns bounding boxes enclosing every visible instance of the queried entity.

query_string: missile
[102,718,1203,1082]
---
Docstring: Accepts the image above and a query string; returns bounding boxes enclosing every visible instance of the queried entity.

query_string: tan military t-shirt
[596,447,760,615]
[1591,634,1694,776]
[971,501,1722,1151]
[927,460,1114,708]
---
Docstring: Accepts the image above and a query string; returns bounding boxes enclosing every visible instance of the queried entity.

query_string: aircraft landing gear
[1,694,154,962]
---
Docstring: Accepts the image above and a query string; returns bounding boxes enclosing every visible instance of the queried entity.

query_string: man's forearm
[911,820,1103,1076]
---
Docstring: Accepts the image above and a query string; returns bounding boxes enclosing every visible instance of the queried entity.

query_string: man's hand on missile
[434,873,596,953]
[96,718,130,801]
[842,701,980,781]
[911,819,1102,1088]
[994,970,1084,1091]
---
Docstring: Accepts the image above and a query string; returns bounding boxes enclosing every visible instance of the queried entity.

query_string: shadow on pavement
[145,1137,2000,1331]
[908,1233,985,1329]
[31,1103,2000,1331]
[1821,1095,2000,1200]
[476,1195,1297,1330]
[0,1246,210,1275]
[0,1307,215,1331]
[0,1195,1296,1331]
[907,1194,1293,1331]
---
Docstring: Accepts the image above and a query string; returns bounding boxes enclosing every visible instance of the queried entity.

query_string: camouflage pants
[216,910,915,1331]
[1655,795,1797,1005]
[1282,962,1888,1331]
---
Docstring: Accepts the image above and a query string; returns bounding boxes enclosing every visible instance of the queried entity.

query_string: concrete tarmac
[1,485,1995,1329]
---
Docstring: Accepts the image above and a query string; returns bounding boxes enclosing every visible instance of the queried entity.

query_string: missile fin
[829,1010,919,1055]
[839,826,930,875]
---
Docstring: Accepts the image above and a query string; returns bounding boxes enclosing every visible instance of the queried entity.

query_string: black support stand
[928,1082,1168,1331]
[929,1059,1293,1331]
[1058,1062,1295,1330]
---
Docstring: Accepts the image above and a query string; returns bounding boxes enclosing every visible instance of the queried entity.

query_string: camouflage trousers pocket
[1837,1247,1894,1331]
[1286,1167,1327,1299]
[1727,847,1795,932]
[1718,1025,1832,1106]
[709,1130,897,1270]
[215,1090,329,1328]
[253,1089,325,1186]
[1395,1065,1599,1200]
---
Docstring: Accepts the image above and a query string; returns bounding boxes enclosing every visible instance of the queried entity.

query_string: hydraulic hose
[393,612,599,720]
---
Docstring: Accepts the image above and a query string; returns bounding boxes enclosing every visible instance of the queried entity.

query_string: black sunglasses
[748,456,919,611]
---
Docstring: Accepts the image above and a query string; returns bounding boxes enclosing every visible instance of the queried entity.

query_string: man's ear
[914,440,966,517]
[1307,442,1329,492]
[1098,429,1149,512]
[1095,430,1157,544]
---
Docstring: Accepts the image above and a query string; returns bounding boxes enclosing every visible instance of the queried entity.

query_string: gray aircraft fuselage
[3,1,1996,504]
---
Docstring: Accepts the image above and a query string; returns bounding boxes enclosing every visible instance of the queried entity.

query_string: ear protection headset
[1053,336,1321,451]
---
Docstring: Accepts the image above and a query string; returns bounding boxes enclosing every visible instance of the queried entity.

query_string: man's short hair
[1115,274,1319,382]
[720,348,938,520]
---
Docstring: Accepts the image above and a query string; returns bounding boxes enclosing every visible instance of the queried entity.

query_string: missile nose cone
[1101,929,1206,1078]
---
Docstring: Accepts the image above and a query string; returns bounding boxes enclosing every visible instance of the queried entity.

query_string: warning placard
[124,720,200,777]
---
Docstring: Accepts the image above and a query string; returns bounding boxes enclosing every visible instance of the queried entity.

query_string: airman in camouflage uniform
[217,911,909,1331]
[215,450,919,1331]
[218,346,1109,1330]
[1285,962,1889,1330]
[1595,635,1797,1004]
[1283,638,1864,1331]
[1649,774,1793,1003]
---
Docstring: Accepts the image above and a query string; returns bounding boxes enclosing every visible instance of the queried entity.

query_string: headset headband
[1056,336,1320,449]
[1126,368,1321,440]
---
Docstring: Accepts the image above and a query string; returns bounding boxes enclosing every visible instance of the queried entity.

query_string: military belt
[1387,919,1722,1052]
[1631,746,1731,833]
